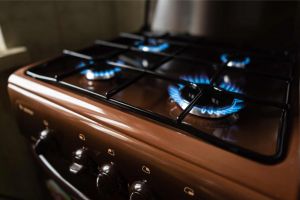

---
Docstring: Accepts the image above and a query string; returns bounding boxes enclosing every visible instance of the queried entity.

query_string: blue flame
[168,85,187,107]
[220,53,250,68]
[76,61,86,69]
[80,69,88,75]
[168,75,244,117]
[76,60,96,69]
[80,66,121,77]
[181,75,210,85]
[135,39,170,53]
[198,98,244,116]
[218,82,242,94]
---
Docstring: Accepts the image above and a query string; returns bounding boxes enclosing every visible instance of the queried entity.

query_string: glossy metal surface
[215,69,289,103]
[7,64,300,200]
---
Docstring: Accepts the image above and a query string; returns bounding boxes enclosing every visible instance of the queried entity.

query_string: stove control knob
[129,180,154,200]
[69,147,89,174]
[34,129,55,155]
[96,163,119,195]
[73,147,89,164]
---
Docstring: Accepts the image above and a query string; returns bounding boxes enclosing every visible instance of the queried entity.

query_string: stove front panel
[8,83,270,200]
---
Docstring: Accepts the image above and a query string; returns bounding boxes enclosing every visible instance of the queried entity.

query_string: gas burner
[220,53,251,68]
[135,38,169,53]
[168,75,244,118]
[82,66,121,80]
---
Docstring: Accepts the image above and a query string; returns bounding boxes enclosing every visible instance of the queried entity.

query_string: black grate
[26,32,295,164]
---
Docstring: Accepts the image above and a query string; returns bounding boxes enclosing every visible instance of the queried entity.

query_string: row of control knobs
[72,147,153,200]
[35,129,154,200]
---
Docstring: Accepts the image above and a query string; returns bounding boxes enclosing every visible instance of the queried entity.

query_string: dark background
[0,1,299,200]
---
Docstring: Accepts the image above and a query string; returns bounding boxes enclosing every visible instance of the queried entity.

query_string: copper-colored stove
[8,32,299,200]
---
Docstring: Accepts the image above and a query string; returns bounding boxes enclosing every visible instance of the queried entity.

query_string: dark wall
[0,1,144,62]
[203,1,298,49]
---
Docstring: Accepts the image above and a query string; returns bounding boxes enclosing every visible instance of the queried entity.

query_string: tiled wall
[0,1,144,62]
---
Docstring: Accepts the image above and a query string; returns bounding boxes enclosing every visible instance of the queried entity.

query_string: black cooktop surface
[26,32,295,164]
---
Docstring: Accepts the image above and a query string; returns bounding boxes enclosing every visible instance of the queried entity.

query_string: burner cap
[168,75,244,118]
[135,39,169,53]
[83,66,121,80]
[220,53,250,68]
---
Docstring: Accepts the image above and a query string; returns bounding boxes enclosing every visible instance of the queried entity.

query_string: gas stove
[8,32,299,200]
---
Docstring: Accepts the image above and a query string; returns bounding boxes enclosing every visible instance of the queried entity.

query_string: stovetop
[26,32,295,163]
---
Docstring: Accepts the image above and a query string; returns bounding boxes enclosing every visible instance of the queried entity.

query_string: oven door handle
[33,144,90,200]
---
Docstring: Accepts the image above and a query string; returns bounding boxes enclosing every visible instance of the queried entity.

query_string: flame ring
[220,53,250,68]
[168,75,244,118]
[135,39,170,53]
